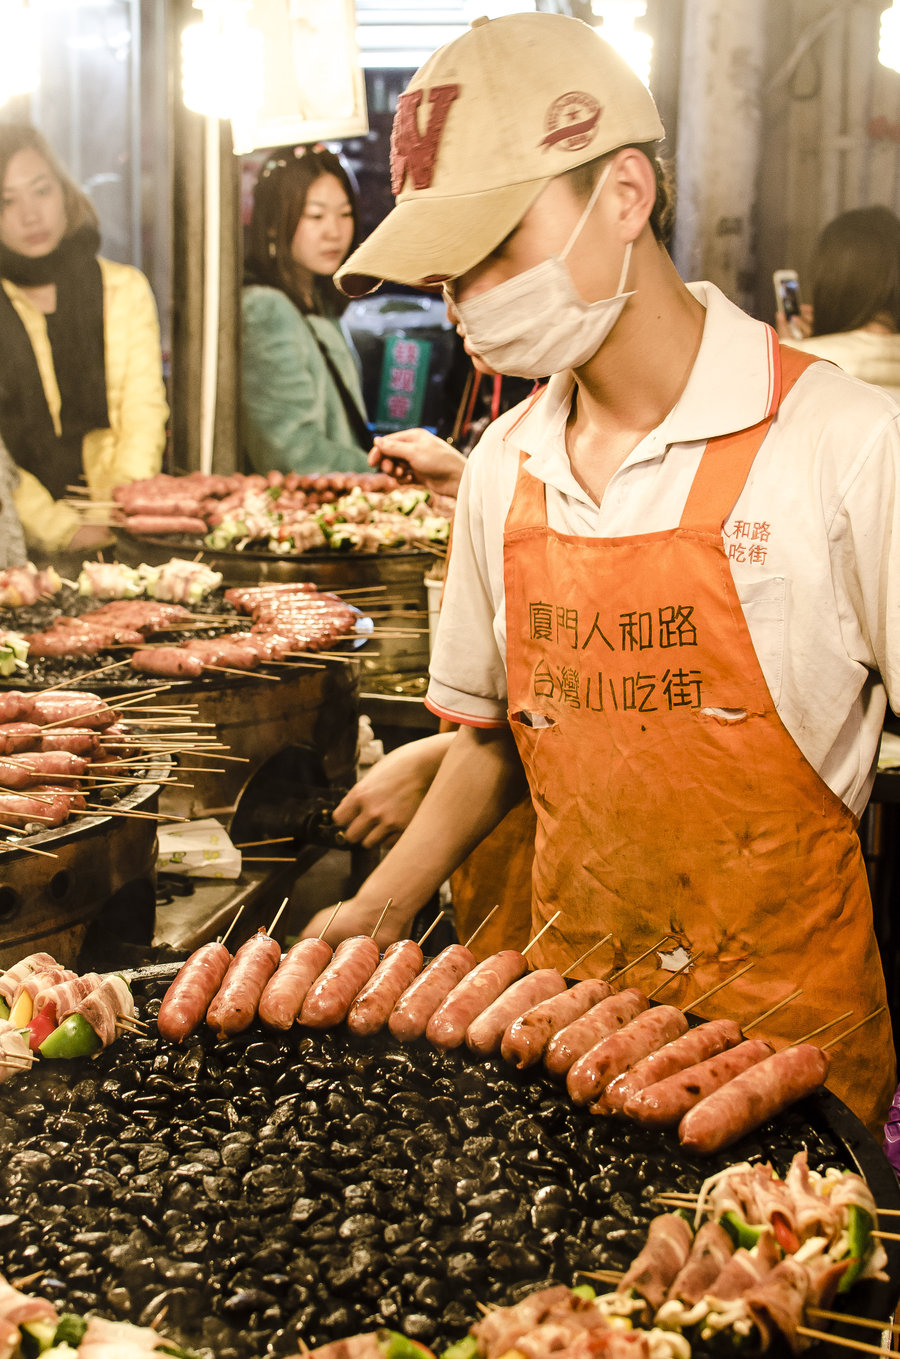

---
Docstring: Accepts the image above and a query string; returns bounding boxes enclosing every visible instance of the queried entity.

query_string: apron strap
[679,342,821,532]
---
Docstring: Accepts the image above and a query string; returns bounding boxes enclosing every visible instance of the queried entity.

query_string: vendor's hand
[332,734,452,849]
[300,894,414,946]
[775,302,813,342]
[67,523,115,551]
[370,429,466,498]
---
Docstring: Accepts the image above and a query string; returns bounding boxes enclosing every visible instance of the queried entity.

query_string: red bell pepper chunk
[27,1000,58,1052]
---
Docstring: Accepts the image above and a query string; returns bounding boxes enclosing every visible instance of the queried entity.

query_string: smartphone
[773,269,802,335]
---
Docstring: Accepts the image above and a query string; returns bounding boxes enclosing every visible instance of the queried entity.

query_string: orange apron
[503,345,895,1132]
[449,798,536,959]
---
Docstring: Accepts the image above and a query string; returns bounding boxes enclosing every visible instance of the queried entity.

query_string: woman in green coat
[241,145,371,475]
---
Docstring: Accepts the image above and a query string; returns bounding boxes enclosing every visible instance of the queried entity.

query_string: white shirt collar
[503,282,778,499]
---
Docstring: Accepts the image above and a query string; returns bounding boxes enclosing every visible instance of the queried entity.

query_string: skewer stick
[0,832,58,858]
[809,1309,900,1337]
[72,806,192,823]
[218,903,246,947]
[203,665,281,681]
[796,1325,895,1358]
[370,898,394,941]
[871,1228,900,1241]
[266,897,290,936]
[522,909,562,958]
[794,1010,853,1044]
[38,659,131,691]
[417,912,445,948]
[241,857,297,863]
[743,987,803,1031]
[233,836,296,849]
[465,904,501,950]
[318,901,344,939]
[688,961,755,1010]
[823,1006,886,1051]
[563,934,613,978]
[648,951,706,1000]
[607,936,673,983]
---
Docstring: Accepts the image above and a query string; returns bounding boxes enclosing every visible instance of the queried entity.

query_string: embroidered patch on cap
[390,84,460,194]
[539,92,602,152]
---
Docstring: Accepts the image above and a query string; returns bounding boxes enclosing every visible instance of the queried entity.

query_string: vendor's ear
[608,146,657,239]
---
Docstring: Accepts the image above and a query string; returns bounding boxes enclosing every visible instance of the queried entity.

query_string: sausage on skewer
[299,936,380,1029]
[465,968,566,1057]
[388,944,476,1042]
[157,941,232,1043]
[258,938,333,1031]
[206,930,281,1040]
[623,1038,776,1127]
[500,978,614,1070]
[347,940,424,1037]
[426,950,528,1052]
[567,1004,689,1106]
[544,987,649,1077]
[677,1043,830,1153]
[597,1017,743,1115]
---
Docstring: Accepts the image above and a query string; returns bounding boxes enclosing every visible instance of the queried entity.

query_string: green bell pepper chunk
[571,1285,597,1301]
[440,1337,480,1359]
[379,1332,434,1359]
[39,1013,101,1060]
[837,1204,873,1293]
[0,998,8,1020]
[719,1210,764,1250]
[52,1316,87,1348]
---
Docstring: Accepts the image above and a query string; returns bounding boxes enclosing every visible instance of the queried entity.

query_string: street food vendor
[303,12,898,1131]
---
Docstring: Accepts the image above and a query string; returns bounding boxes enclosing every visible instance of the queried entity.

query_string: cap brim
[336,178,550,297]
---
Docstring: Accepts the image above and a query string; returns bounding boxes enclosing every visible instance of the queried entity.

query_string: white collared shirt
[426,282,900,816]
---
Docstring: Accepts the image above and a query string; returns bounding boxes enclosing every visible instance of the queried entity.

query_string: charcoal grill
[0,967,897,1359]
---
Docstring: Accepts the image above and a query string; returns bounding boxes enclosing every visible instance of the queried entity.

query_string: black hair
[810,206,900,336]
[243,144,360,317]
[565,143,675,248]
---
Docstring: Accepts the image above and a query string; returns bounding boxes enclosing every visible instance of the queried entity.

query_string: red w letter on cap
[390,84,460,194]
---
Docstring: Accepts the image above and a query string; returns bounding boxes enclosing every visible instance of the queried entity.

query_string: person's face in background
[290,173,355,279]
[0,148,67,257]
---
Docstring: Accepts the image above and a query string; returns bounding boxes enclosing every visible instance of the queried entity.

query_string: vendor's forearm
[353,725,527,933]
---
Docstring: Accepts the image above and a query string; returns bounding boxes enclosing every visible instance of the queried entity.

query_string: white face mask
[451,163,634,378]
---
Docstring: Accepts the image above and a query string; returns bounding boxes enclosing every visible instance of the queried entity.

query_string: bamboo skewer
[522,909,562,958]
[417,912,445,948]
[648,951,706,1000]
[0,831,59,857]
[823,1007,886,1050]
[465,904,501,950]
[219,903,246,947]
[370,899,394,940]
[796,1325,895,1357]
[743,987,803,1032]
[794,1010,854,1044]
[688,962,755,1010]
[318,901,344,939]
[267,897,290,936]
[607,936,674,983]
[563,934,613,978]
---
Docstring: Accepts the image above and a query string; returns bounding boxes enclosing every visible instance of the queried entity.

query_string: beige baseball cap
[337,11,664,298]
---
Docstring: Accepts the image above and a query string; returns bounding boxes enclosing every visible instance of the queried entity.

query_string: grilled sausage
[465,969,566,1057]
[299,936,380,1029]
[26,694,120,730]
[568,1004,689,1106]
[347,940,424,1037]
[0,751,87,791]
[623,1038,776,1127]
[0,692,31,724]
[157,940,232,1043]
[544,987,650,1077]
[258,938,333,1031]
[206,930,281,1039]
[678,1043,830,1153]
[131,647,207,678]
[502,978,615,1067]
[0,722,42,756]
[597,1017,744,1115]
[426,950,528,1052]
[500,978,615,1069]
[39,728,101,757]
[388,944,476,1042]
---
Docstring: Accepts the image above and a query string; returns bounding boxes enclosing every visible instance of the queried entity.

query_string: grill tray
[1,967,897,1359]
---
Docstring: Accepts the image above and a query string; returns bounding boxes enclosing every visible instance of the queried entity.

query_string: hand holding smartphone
[773,269,804,338]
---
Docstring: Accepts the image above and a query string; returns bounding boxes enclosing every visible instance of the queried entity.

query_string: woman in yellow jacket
[0,124,168,554]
